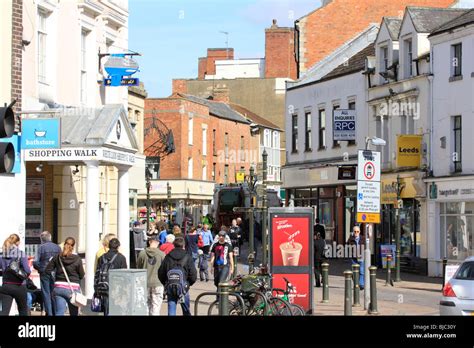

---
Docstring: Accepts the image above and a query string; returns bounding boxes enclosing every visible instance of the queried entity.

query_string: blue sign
[0,134,21,173]
[104,54,139,87]
[104,77,139,86]
[21,118,60,149]
[333,109,356,141]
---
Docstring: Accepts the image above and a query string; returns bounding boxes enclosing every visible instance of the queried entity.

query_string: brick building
[295,0,456,76]
[142,92,255,226]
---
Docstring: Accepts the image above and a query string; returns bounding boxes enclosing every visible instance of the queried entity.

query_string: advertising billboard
[269,207,313,313]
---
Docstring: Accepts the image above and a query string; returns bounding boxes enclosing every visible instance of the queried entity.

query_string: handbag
[90,292,103,312]
[197,234,204,248]
[6,257,28,281]
[58,256,87,308]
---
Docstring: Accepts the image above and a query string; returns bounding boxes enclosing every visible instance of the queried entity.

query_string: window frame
[291,114,298,153]
[452,43,462,77]
[304,111,312,152]
[318,109,326,150]
[332,104,341,148]
[453,115,462,172]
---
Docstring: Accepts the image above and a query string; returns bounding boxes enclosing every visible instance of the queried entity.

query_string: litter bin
[108,269,147,315]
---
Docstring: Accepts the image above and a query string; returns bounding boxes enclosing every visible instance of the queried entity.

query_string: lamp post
[145,167,152,232]
[262,149,268,266]
[248,166,256,272]
[393,175,404,282]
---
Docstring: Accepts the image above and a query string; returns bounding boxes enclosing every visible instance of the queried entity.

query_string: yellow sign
[381,177,419,204]
[357,212,381,224]
[397,135,422,168]
[235,171,245,183]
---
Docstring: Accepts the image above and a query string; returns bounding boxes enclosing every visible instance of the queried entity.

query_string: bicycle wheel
[244,291,267,316]
[207,300,243,316]
[267,297,293,316]
[289,303,306,316]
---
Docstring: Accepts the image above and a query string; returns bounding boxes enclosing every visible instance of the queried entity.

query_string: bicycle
[271,277,306,316]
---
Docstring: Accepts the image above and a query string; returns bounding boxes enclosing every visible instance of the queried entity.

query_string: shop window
[440,202,473,261]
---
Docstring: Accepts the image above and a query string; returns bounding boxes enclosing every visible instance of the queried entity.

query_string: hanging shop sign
[104,54,140,87]
[21,118,60,149]
[396,135,422,168]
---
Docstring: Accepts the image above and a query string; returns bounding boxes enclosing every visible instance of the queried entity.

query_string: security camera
[370,137,387,146]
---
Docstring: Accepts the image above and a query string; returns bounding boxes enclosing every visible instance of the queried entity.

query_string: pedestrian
[210,231,234,291]
[200,224,214,256]
[94,233,116,273]
[160,234,175,255]
[313,232,326,287]
[236,217,244,245]
[202,213,214,231]
[197,249,210,282]
[229,219,242,251]
[32,231,61,316]
[146,222,159,246]
[211,226,232,248]
[130,221,146,267]
[158,237,197,316]
[172,225,183,238]
[95,238,127,316]
[185,227,199,266]
[314,218,326,240]
[0,234,31,316]
[137,235,166,315]
[45,237,84,316]
[156,217,167,232]
[347,226,365,290]
[158,225,169,246]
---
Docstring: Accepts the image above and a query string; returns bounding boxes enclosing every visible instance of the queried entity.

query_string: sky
[128,0,322,97]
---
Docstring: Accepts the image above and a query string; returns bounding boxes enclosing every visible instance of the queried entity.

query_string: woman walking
[0,234,31,316]
[45,237,85,316]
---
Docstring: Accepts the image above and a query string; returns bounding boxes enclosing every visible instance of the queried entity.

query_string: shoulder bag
[58,256,87,308]
[6,256,28,281]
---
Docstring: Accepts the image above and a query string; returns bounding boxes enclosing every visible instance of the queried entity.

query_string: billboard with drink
[269,207,314,313]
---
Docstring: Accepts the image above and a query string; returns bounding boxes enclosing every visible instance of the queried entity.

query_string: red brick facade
[198,48,234,79]
[11,0,22,130]
[145,96,252,184]
[298,0,456,74]
[265,20,297,80]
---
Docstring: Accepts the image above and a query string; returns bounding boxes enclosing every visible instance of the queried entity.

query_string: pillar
[85,160,100,298]
[118,166,130,266]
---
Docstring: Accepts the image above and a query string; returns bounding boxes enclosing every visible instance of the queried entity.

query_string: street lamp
[145,166,152,232]
[365,136,386,149]
[262,149,268,267]
[392,176,405,282]
[247,166,257,272]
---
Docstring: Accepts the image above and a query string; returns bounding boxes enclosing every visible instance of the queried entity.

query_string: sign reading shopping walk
[333,109,356,141]
[357,149,381,223]
[269,207,313,314]
[21,118,60,149]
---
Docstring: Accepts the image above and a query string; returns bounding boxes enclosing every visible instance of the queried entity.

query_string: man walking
[347,226,365,290]
[158,237,197,316]
[314,218,326,240]
[210,231,234,291]
[137,235,166,315]
[313,232,326,287]
[33,231,61,316]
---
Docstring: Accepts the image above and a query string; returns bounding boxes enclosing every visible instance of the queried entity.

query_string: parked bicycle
[271,277,306,316]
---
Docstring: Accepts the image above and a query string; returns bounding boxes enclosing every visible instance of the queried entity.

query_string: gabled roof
[429,8,474,36]
[179,94,250,125]
[60,104,138,150]
[384,17,402,40]
[406,7,469,33]
[320,43,375,81]
[228,103,281,131]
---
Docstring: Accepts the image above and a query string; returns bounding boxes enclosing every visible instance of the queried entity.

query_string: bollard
[344,270,353,316]
[352,263,360,307]
[442,258,448,291]
[218,282,232,316]
[386,254,392,286]
[368,266,378,314]
[322,262,329,303]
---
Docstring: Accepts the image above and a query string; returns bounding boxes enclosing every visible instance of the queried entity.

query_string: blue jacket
[0,247,31,285]
[33,241,61,274]
[201,230,214,246]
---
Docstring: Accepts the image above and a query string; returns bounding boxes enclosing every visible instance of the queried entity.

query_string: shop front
[378,174,426,273]
[426,177,474,276]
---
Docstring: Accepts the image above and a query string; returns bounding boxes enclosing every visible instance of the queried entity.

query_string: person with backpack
[137,235,166,315]
[33,231,61,316]
[45,237,84,316]
[94,233,116,273]
[94,238,127,316]
[210,231,234,291]
[158,237,197,316]
[0,234,31,316]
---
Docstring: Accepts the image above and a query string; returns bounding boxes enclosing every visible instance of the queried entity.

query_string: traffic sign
[356,212,380,224]
[356,181,381,213]
[357,150,380,182]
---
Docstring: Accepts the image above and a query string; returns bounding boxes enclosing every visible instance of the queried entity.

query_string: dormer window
[405,39,413,78]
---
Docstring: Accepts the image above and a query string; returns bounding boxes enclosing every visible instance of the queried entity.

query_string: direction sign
[357,150,381,182]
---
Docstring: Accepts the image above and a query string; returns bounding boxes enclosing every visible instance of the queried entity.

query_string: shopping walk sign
[357,150,381,223]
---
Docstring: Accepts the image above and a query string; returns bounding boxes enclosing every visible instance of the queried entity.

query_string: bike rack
[193,291,246,316]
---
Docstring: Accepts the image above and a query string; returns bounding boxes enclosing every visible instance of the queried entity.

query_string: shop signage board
[397,135,422,168]
[21,118,60,149]
[357,150,381,223]
[269,207,313,313]
[333,109,356,141]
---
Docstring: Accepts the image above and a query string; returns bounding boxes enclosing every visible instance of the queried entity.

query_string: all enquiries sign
[333,109,356,141]
[357,150,381,223]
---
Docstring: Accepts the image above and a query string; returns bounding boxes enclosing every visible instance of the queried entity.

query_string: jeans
[53,287,80,316]
[314,260,323,287]
[40,273,55,316]
[167,292,191,316]
[191,252,198,269]
[198,254,209,281]
[148,286,164,315]
[351,259,365,287]
[213,265,230,289]
[0,284,28,316]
